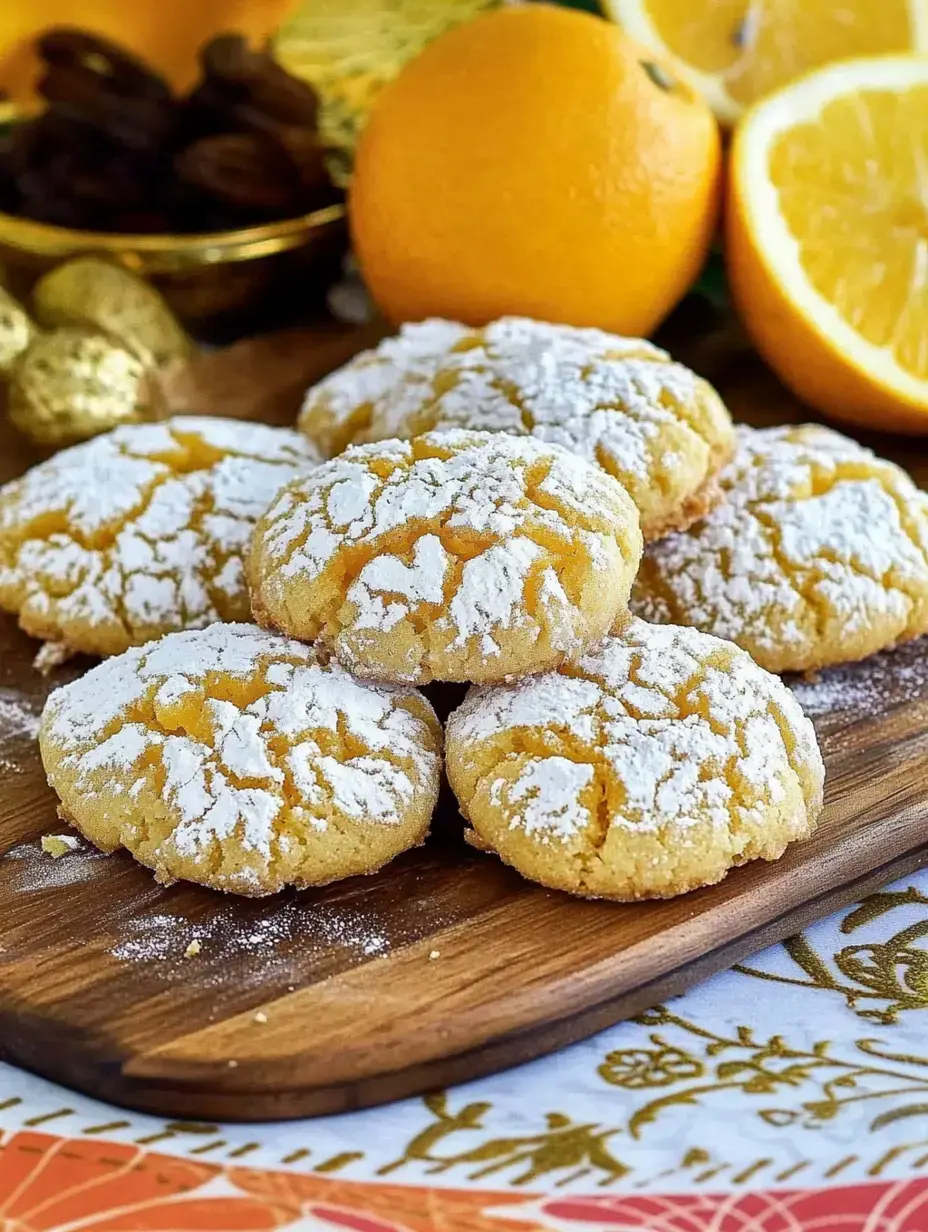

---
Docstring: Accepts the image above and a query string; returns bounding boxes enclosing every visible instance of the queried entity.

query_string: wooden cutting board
[3,309,928,1123]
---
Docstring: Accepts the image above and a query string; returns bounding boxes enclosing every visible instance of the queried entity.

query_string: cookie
[39,623,442,894]
[446,618,824,900]
[299,317,734,540]
[248,429,642,684]
[632,424,928,674]
[299,318,470,457]
[0,417,318,660]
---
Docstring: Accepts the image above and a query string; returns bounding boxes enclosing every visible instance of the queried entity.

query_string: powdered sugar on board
[2,838,111,891]
[110,899,393,966]
[0,416,319,652]
[0,687,41,774]
[98,880,459,988]
[789,637,928,723]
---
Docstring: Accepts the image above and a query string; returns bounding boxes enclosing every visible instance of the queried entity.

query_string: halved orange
[727,55,928,434]
[602,0,927,124]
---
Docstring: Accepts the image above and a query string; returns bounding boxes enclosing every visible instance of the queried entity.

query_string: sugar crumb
[40,834,79,858]
[184,939,201,958]
[253,1010,268,1024]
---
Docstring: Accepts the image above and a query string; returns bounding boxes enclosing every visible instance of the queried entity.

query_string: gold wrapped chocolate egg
[32,259,191,369]
[8,327,160,448]
[0,286,37,377]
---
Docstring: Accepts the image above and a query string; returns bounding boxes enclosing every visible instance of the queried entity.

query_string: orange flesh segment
[769,84,928,380]
[643,0,912,108]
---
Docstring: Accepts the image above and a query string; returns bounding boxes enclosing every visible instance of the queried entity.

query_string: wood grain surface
[2,306,928,1122]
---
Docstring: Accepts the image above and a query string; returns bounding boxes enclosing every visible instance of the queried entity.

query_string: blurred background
[0,0,923,445]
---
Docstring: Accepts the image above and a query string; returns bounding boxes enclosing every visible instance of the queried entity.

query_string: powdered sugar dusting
[0,416,319,654]
[365,319,696,479]
[790,637,928,721]
[299,318,471,455]
[110,900,393,965]
[3,838,111,891]
[0,688,42,774]
[40,623,441,894]
[632,424,928,672]
[100,881,460,987]
[252,429,640,682]
[451,618,823,842]
[300,316,732,539]
[493,757,594,843]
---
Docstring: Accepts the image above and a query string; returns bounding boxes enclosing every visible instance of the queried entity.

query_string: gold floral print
[379,1093,629,1186]
[598,1045,704,1089]
[736,887,928,1023]
[599,1007,928,1138]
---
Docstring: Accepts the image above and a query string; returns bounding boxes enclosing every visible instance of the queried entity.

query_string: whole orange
[349,3,721,335]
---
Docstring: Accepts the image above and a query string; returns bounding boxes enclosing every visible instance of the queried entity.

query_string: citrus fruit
[727,55,928,435]
[348,4,721,337]
[603,0,928,126]
[274,0,502,183]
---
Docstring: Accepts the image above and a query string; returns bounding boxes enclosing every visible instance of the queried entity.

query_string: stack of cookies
[8,317,927,901]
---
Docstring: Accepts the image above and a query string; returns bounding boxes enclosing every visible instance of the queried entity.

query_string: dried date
[37,27,171,100]
[0,25,337,234]
[175,133,303,213]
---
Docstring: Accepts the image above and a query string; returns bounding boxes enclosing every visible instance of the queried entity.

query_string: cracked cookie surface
[631,424,928,674]
[40,623,442,894]
[248,429,642,685]
[446,618,824,900]
[298,318,470,457]
[0,417,319,659]
[299,317,734,541]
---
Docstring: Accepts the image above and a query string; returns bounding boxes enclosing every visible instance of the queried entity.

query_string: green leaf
[691,252,729,308]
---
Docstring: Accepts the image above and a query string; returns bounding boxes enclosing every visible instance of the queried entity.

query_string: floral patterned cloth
[4,871,928,1230]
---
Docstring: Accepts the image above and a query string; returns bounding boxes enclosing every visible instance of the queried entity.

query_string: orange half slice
[727,55,928,433]
[602,0,927,124]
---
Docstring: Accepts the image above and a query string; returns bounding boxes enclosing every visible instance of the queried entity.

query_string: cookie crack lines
[298,317,735,543]
[0,417,319,659]
[248,429,643,685]
[631,424,928,673]
[40,625,442,895]
[446,619,824,901]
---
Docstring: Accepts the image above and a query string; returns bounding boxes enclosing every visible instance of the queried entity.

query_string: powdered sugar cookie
[0,417,318,661]
[40,623,442,894]
[446,618,824,900]
[632,424,928,674]
[299,318,469,457]
[248,429,642,685]
[300,317,734,540]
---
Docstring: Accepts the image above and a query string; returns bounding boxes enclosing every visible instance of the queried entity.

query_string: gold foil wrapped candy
[8,328,159,448]
[0,286,37,377]
[32,258,191,369]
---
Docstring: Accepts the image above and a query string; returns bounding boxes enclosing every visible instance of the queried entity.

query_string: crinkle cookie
[446,618,824,900]
[0,417,318,661]
[299,318,470,457]
[632,424,928,674]
[40,623,442,894]
[248,429,642,685]
[299,316,734,540]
